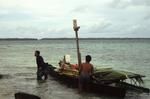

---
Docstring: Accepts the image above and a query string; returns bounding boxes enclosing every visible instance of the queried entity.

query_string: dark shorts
[79,73,90,85]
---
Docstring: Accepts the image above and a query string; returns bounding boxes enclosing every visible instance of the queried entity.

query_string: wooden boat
[47,64,149,98]
[47,64,125,97]
[46,21,149,97]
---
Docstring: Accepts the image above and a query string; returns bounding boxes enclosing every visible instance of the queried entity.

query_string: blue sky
[0,0,150,38]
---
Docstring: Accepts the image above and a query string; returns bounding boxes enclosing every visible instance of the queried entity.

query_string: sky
[0,0,150,38]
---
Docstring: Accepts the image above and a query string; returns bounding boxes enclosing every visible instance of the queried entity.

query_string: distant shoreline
[0,38,150,41]
[0,38,38,40]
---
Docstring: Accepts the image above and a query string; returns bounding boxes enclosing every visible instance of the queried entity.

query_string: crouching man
[34,50,48,80]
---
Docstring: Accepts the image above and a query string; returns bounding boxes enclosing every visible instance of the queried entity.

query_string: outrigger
[47,20,149,98]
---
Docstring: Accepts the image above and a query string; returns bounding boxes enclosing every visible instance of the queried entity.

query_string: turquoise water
[0,39,150,99]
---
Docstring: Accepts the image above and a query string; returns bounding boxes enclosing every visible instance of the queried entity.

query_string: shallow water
[0,39,150,99]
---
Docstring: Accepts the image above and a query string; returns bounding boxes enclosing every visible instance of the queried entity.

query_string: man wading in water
[34,50,48,80]
[79,55,94,92]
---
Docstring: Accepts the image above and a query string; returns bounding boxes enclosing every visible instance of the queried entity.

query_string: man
[79,55,94,92]
[34,50,48,80]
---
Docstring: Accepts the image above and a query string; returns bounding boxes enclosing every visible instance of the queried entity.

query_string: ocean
[0,39,150,99]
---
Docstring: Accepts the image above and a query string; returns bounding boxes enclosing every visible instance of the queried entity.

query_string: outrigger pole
[73,19,81,70]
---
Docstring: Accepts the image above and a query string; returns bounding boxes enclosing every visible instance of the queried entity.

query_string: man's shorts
[79,73,90,85]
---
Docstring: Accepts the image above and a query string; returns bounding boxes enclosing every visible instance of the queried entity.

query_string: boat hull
[47,65,126,97]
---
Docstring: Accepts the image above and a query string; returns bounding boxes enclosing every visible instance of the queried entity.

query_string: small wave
[25,77,36,81]
[14,73,35,76]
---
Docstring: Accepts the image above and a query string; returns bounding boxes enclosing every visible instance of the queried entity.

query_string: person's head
[35,50,40,57]
[85,55,92,63]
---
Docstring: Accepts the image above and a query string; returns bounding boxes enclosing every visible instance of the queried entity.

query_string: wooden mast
[73,19,81,69]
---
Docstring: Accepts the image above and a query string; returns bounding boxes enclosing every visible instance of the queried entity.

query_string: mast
[73,19,81,69]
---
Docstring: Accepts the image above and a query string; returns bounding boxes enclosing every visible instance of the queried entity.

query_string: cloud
[0,10,32,21]
[0,0,150,38]
[144,14,150,20]
[109,0,150,9]
[85,19,112,33]
[0,24,73,38]
[130,0,150,6]
[71,5,90,13]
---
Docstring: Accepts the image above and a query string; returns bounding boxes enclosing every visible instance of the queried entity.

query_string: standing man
[34,50,48,80]
[79,55,94,92]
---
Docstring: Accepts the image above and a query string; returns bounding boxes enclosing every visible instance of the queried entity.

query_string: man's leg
[44,71,48,80]
[78,75,84,93]
[85,76,90,92]
[37,70,42,80]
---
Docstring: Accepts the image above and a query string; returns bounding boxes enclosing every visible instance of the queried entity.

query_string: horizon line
[0,37,150,40]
